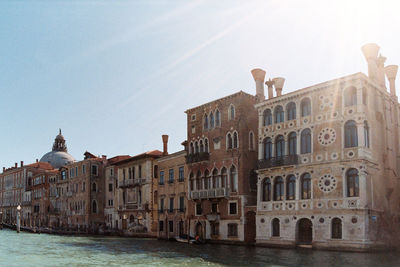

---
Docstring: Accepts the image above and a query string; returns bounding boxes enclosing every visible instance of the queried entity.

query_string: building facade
[255,43,400,251]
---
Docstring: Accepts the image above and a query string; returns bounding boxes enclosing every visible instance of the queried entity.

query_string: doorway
[297,218,313,244]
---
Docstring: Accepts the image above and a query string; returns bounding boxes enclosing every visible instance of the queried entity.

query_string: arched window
[301,173,311,199]
[264,137,272,160]
[272,218,280,237]
[204,170,210,190]
[204,138,209,153]
[190,142,194,155]
[129,215,135,223]
[263,109,272,126]
[92,200,97,214]
[364,121,369,148]
[344,86,357,107]
[331,218,342,239]
[301,98,311,117]
[346,168,359,197]
[92,182,97,192]
[262,178,271,201]
[204,114,208,129]
[227,133,233,149]
[229,104,235,120]
[274,176,284,201]
[286,102,296,121]
[344,120,358,148]
[196,171,202,190]
[300,128,311,154]
[212,168,218,188]
[233,132,238,148]
[215,109,221,126]
[230,166,238,192]
[286,175,296,200]
[249,131,254,150]
[209,112,214,128]
[275,135,285,158]
[288,132,297,156]
[189,172,194,191]
[199,140,204,153]
[275,106,284,123]
[195,141,199,154]
[221,167,227,188]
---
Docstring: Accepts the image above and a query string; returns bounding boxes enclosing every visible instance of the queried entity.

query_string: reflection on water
[0,229,399,267]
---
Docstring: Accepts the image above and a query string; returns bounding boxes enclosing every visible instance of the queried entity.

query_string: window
[92,200,97,213]
[288,132,297,156]
[212,169,218,188]
[229,202,237,215]
[263,109,272,126]
[189,172,194,191]
[300,128,311,154]
[211,223,219,236]
[169,197,174,213]
[168,169,174,183]
[138,165,142,178]
[169,221,174,233]
[159,171,164,185]
[272,218,280,237]
[364,121,369,148]
[209,112,214,128]
[154,165,158,178]
[215,109,220,126]
[178,167,184,182]
[275,135,285,158]
[274,177,284,201]
[196,171,202,190]
[91,165,98,175]
[204,138,209,153]
[230,166,238,192]
[204,170,209,189]
[159,221,164,232]
[233,132,238,148]
[221,167,227,188]
[344,86,357,107]
[61,170,66,180]
[264,137,272,160]
[286,102,296,120]
[228,223,238,237]
[195,141,199,153]
[344,120,358,148]
[160,198,164,212]
[249,131,255,150]
[227,133,233,149]
[211,203,218,214]
[301,173,311,199]
[82,182,86,192]
[82,165,86,174]
[92,182,97,192]
[128,168,132,179]
[204,114,208,129]
[301,98,311,117]
[75,167,78,176]
[286,175,296,200]
[200,140,204,153]
[109,183,113,192]
[179,196,184,212]
[346,168,359,197]
[195,203,202,216]
[263,178,271,201]
[331,218,342,239]
[275,105,284,123]
[229,104,235,120]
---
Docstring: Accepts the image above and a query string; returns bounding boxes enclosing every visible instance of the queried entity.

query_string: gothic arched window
[209,112,214,128]
[233,132,238,148]
[230,166,238,192]
[264,137,272,160]
[215,109,220,126]
[199,140,204,153]
[301,173,311,199]
[344,120,358,148]
[301,128,311,154]
[204,138,209,153]
[229,105,235,120]
[274,176,284,201]
[212,168,218,188]
[263,178,271,201]
[221,167,227,188]
[364,121,369,148]
[301,98,311,117]
[272,218,280,237]
[92,200,97,213]
[264,109,272,126]
[204,114,208,130]
[275,135,285,158]
[286,175,296,200]
[331,218,342,239]
[227,133,233,149]
[249,131,254,150]
[288,132,297,156]
[286,102,296,121]
[275,105,284,123]
[346,168,359,197]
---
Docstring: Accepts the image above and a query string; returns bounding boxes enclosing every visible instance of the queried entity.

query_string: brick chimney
[251,68,266,102]
[20,161,23,167]
[162,135,169,156]
[273,77,285,96]
[36,159,39,163]
[385,65,398,96]
[15,163,17,168]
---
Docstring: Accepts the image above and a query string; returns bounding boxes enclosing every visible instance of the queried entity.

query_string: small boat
[175,234,197,244]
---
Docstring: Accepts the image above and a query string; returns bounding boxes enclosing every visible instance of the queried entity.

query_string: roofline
[155,150,186,162]
[113,151,162,165]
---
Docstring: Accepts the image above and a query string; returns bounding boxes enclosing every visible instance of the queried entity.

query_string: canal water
[0,229,399,267]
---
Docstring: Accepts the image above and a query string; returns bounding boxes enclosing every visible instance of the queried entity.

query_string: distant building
[39,129,75,169]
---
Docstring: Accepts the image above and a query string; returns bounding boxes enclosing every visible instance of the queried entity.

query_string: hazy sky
[1,0,399,168]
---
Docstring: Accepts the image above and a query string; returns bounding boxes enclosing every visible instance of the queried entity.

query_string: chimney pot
[15,163,18,168]
[385,65,398,96]
[265,79,274,99]
[36,159,39,163]
[21,161,23,167]
[251,68,266,102]
[272,77,285,96]
[361,43,380,82]
[162,135,169,155]
[2,167,5,172]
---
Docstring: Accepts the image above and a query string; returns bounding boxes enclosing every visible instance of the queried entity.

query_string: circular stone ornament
[318,174,337,193]
[318,128,336,146]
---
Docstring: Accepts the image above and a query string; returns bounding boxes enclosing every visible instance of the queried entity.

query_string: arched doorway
[297,218,313,244]
[195,222,203,239]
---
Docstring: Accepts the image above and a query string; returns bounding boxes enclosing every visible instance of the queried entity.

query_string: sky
[0,0,399,168]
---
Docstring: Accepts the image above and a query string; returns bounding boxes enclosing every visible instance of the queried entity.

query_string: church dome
[40,129,76,168]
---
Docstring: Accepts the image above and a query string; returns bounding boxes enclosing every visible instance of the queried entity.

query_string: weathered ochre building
[255,43,400,251]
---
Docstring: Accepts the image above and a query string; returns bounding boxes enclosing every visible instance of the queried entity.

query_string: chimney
[385,65,398,96]
[251,68,266,102]
[36,159,39,163]
[265,79,274,99]
[361,43,380,82]
[377,54,387,88]
[162,135,169,155]
[15,163,18,168]
[20,161,23,167]
[2,167,5,172]
[102,155,107,160]
[272,77,285,97]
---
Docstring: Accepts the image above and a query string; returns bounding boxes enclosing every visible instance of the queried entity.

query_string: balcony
[258,155,299,169]
[186,152,210,164]
[119,178,145,188]
[190,187,228,200]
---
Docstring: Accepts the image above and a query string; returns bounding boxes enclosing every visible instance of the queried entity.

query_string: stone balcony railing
[258,155,299,169]
[186,152,210,164]
[190,187,228,200]
[119,178,146,188]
